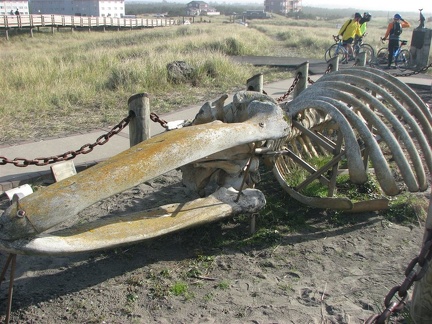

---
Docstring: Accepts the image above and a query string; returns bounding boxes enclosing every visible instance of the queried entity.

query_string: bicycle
[325,35,349,64]
[325,35,374,64]
[353,34,374,64]
[376,38,411,71]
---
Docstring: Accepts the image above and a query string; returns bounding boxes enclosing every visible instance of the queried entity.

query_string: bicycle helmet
[363,12,372,21]
[394,13,402,20]
[354,12,361,18]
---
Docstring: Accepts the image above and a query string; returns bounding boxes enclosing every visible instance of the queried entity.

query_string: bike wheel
[325,44,347,64]
[396,49,411,71]
[324,48,332,62]
[359,44,374,64]
[376,48,389,66]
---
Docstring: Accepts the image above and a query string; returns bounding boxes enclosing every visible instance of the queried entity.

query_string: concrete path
[1,65,431,194]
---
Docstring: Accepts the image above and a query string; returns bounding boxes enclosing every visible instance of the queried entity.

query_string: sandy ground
[0,86,430,324]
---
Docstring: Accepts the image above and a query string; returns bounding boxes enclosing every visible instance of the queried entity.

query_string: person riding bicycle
[382,14,411,69]
[338,12,363,62]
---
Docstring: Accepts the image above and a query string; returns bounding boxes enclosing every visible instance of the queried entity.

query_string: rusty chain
[368,61,432,77]
[389,62,432,77]
[150,112,168,129]
[276,72,301,103]
[365,229,432,323]
[0,113,133,167]
[307,77,315,85]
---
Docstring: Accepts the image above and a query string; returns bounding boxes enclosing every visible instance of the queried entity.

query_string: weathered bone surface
[0,92,289,253]
[274,67,431,209]
[0,187,265,255]
[183,91,279,195]
[0,67,431,256]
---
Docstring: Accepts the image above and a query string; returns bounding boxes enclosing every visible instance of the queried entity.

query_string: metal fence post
[128,93,150,147]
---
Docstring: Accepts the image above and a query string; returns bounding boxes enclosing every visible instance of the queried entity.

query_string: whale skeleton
[0,67,430,256]
[0,65,431,323]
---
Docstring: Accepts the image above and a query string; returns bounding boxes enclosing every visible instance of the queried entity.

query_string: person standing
[359,12,371,37]
[383,14,411,68]
[338,13,363,61]
[354,12,372,47]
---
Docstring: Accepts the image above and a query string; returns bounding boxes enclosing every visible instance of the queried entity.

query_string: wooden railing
[0,14,178,29]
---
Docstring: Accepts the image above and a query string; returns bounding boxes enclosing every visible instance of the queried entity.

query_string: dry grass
[1,15,430,144]
[0,24,288,143]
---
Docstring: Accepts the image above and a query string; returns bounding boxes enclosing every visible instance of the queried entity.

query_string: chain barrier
[389,62,432,78]
[365,229,432,323]
[369,62,432,77]
[276,72,301,103]
[0,113,133,167]
[150,112,168,129]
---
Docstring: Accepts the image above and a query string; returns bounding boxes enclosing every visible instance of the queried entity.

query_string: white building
[1,0,29,15]
[29,0,125,17]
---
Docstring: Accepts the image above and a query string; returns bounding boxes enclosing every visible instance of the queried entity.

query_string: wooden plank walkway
[231,56,331,75]
[0,14,178,38]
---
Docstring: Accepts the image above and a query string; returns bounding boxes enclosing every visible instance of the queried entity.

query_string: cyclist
[382,13,411,69]
[338,12,363,62]
[353,12,371,52]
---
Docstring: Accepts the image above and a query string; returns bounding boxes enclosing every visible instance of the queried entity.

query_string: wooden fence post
[246,73,263,92]
[328,56,339,72]
[356,51,367,66]
[128,93,150,147]
[410,195,432,323]
[293,61,309,98]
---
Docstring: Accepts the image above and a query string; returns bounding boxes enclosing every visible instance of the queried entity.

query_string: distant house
[0,0,29,15]
[29,0,125,17]
[186,1,219,16]
[264,0,302,15]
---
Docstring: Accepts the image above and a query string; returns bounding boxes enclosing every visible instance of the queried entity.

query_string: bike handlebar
[380,37,408,45]
[333,35,341,43]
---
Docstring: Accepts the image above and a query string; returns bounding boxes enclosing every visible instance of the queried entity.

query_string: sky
[301,0,431,14]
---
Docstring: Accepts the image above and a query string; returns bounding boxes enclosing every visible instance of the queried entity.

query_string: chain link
[276,72,302,103]
[365,229,432,323]
[150,112,168,128]
[0,113,132,167]
[371,62,432,77]
[390,63,432,77]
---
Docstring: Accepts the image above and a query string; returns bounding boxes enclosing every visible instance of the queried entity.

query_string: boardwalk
[0,14,178,39]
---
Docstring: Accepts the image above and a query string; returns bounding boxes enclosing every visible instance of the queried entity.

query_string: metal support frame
[0,254,17,324]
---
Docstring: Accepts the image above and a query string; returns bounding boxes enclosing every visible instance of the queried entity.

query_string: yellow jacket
[338,19,362,41]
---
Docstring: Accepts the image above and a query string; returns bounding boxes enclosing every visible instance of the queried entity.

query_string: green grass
[383,193,429,224]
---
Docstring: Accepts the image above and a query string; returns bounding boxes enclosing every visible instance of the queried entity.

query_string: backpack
[392,21,402,36]
[340,19,352,37]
